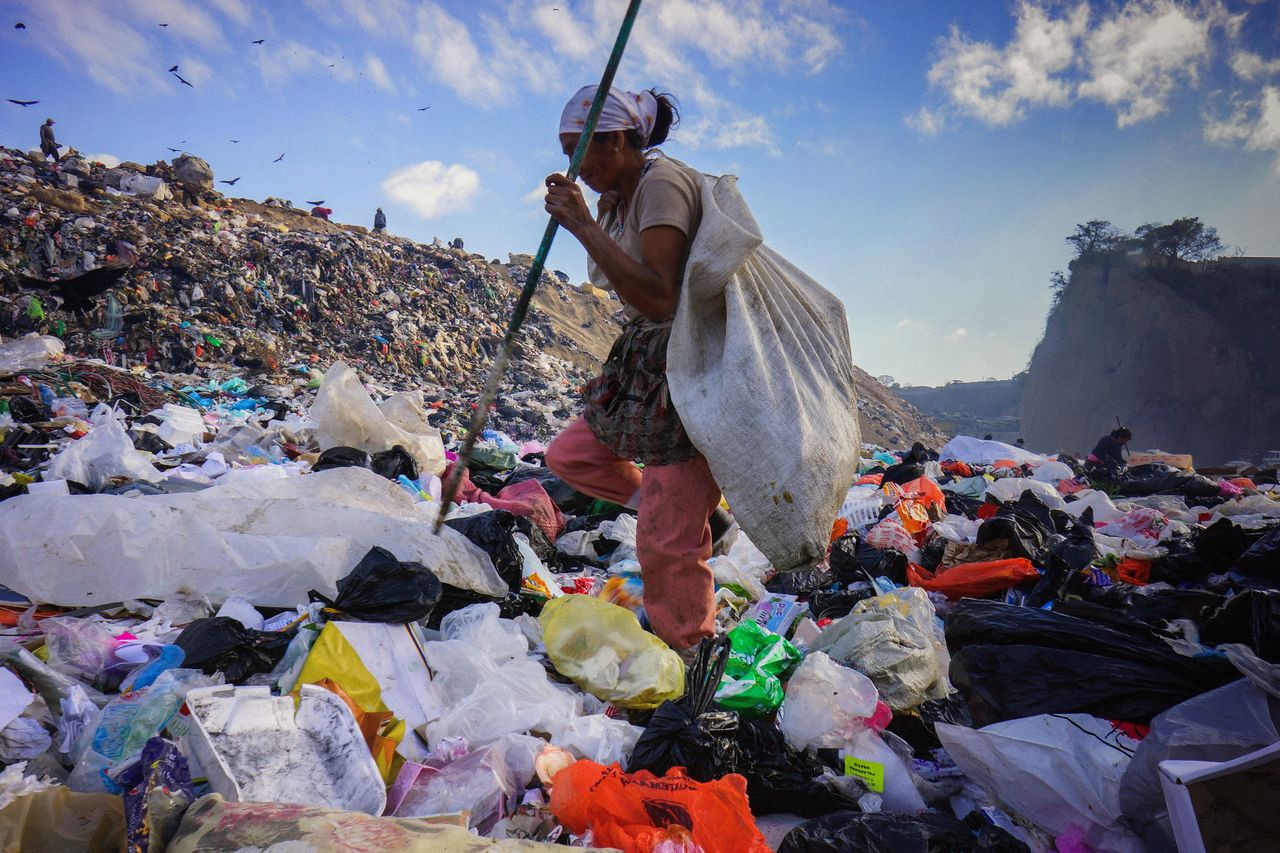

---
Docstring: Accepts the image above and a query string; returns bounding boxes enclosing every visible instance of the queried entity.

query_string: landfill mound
[0,146,936,446]
[1022,254,1280,464]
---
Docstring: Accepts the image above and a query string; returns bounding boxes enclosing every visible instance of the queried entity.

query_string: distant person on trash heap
[541,84,739,652]
[373,207,386,233]
[39,118,60,162]
[1087,426,1131,476]
[310,206,332,221]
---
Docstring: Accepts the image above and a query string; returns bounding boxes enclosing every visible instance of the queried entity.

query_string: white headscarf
[558,85,658,144]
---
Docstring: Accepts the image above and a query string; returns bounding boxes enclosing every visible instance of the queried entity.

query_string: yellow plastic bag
[539,595,684,710]
[294,622,406,781]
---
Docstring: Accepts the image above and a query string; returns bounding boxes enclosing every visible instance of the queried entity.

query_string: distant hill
[1021,254,1280,464]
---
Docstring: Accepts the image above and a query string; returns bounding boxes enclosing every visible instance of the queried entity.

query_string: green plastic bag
[714,619,802,717]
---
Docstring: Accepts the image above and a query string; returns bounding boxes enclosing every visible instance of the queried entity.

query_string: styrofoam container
[184,684,386,815]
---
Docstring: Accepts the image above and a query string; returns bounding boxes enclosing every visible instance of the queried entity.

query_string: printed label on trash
[843,755,885,792]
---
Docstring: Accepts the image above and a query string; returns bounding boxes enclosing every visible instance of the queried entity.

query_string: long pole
[434,0,645,532]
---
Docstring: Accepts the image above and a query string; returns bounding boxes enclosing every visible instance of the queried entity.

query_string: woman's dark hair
[1111,427,1133,441]
[593,89,681,150]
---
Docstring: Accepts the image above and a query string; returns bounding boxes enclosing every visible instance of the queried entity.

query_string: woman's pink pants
[546,417,719,649]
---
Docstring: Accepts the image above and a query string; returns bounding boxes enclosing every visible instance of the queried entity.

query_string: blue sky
[2,0,1278,386]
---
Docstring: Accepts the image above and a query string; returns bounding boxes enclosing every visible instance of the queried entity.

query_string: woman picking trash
[542,86,719,652]
[542,84,861,654]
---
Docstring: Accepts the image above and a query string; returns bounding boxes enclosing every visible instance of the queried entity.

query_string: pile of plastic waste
[0,377,1276,851]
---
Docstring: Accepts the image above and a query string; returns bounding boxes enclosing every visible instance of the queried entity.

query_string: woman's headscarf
[559,85,657,143]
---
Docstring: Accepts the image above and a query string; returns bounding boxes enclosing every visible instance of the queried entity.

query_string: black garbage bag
[778,810,1029,853]
[9,396,49,423]
[1117,464,1220,499]
[944,491,985,519]
[766,567,836,597]
[1154,518,1261,584]
[370,445,417,480]
[808,584,877,622]
[311,446,370,472]
[1200,590,1280,662]
[1049,600,1167,642]
[1119,586,1225,627]
[445,510,523,591]
[1233,526,1280,580]
[976,491,1057,564]
[174,617,291,684]
[310,546,442,623]
[1025,509,1096,606]
[513,516,558,566]
[424,585,544,630]
[830,535,907,587]
[946,599,1239,725]
[733,718,860,817]
[628,637,743,783]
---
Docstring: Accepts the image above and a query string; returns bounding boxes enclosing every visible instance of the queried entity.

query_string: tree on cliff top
[1136,217,1224,266]
[1066,220,1127,258]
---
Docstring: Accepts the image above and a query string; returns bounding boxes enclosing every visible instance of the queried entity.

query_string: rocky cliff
[1021,255,1280,464]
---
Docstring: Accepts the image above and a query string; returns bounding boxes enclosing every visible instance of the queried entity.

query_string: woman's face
[559,131,627,193]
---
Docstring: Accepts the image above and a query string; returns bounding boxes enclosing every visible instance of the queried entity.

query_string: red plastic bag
[442,464,565,541]
[907,558,1039,599]
[884,477,946,536]
[549,761,771,853]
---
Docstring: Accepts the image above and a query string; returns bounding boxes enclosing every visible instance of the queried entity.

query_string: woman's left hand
[544,173,596,236]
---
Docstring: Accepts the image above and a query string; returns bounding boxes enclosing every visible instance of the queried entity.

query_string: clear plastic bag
[539,595,685,710]
[777,652,878,750]
[42,617,118,690]
[46,419,162,490]
[810,588,950,711]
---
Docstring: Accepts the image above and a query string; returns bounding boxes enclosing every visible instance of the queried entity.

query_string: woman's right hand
[544,173,596,237]
[596,190,620,220]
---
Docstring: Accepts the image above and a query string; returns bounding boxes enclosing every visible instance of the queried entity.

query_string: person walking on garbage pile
[39,118,60,162]
[1086,426,1131,477]
[373,207,386,233]
[542,84,724,651]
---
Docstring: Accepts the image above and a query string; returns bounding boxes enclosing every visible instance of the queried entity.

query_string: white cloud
[947,327,969,341]
[904,106,945,136]
[1230,50,1280,83]
[412,4,508,105]
[208,0,253,26]
[84,153,123,168]
[124,0,229,49]
[16,0,166,94]
[253,40,354,85]
[366,54,394,92]
[678,82,780,154]
[382,161,481,219]
[894,318,921,331]
[796,139,844,156]
[178,56,216,86]
[918,0,1242,130]
[926,1,1087,127]
[1205,85,1280,173]
[1078,0,1240,127]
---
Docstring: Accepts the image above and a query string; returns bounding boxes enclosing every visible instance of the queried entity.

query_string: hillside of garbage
[0,146,1277,852]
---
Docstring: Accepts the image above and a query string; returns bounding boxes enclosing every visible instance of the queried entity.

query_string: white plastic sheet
[938,714,1144,853]
[939,436,1047,466]
[0,334,64,373]
[46,419,163,489]
[985,477,1067,510]
[0,467,506,606]
[310,361,445,476]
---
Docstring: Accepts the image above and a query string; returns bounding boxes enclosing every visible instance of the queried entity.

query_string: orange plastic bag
[856,473,884,486]
[941,461,972,478]
[549,761,770,853]
[885,477,946,536]
[907,558,1039,600]
[1117,557,1152,585]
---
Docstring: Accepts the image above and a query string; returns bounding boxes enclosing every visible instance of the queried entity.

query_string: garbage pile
[0,398,1276,851]
[0,145,603,445]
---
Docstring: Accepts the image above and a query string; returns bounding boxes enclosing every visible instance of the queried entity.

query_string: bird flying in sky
[252,39,265,45]
[173,73,193,88]
[306,200,325,206]
[6,99,38,107]
[273,153,285,162]
[168,65,178,72]
[220,177,241,186]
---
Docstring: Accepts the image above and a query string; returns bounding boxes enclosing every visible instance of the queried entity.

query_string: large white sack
[665,160,860,571]
[939,435,1047,466]
[984,477,1067,510]
[310,361,445,476]
[0,467,505,606]
[938,714,1145,853]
